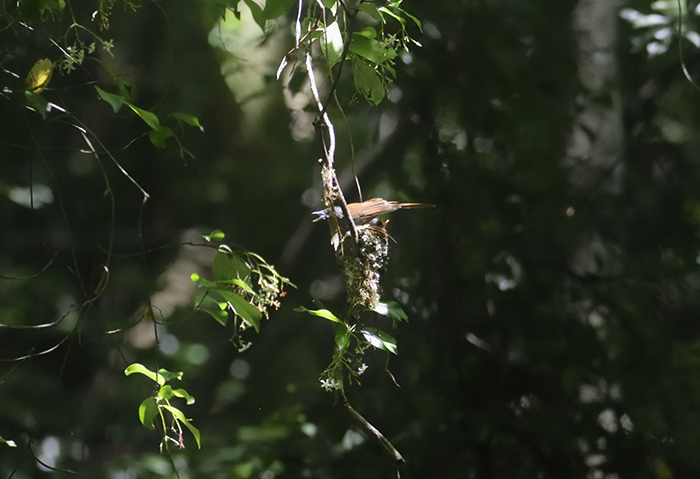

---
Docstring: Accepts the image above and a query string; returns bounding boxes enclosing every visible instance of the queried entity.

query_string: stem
[336,387,405,467]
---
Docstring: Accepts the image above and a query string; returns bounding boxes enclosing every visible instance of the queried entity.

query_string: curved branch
[336,387,405,467]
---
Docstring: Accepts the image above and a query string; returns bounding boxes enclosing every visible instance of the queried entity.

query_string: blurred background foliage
[4,0,700,478]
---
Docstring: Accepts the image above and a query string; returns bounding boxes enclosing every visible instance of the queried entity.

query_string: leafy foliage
[192,230,294,350]
[124,363,201,450]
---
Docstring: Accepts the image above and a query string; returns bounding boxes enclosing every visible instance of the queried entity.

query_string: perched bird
[313,197,434,225]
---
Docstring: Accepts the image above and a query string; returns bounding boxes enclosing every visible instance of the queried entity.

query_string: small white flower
[320,378,341,391]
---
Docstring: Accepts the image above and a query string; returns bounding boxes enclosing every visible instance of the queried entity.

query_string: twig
[304,41,358,244]
[336,387,405,467]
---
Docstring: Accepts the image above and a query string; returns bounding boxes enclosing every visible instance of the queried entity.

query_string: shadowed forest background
[4,0,700,478]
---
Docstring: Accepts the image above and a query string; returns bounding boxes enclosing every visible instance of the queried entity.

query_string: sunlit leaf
[171,112,205,132]
[619,9,670,28]
[25,58,53,94]
[361,327,398,354]
[320,21,345,67]
[232,278,255,294]
[172,388,196,405]
[203,229,226,242]
[138,397,159,430]
[294,306,341,323]
[213,251,251,282]
[124,363,165,386]
[351,34,397,64]
[216,290,261,331]
[352,60,385,105]
[157,384,174,399]
[127,103,160,130]
[191,274,218,287]
[373,301,408,322]
[0,436,17,447]
[162,405,201,448]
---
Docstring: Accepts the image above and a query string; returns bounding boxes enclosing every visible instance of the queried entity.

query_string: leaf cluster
[124,363,201,451]
[191,230,295,351]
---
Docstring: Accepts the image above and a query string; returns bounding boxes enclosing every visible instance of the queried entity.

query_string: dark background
[3,0,700,477]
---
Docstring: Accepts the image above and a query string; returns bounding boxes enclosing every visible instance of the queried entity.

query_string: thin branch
[336,387,405,467]
[304,42,358,243]
[305,46,336,164]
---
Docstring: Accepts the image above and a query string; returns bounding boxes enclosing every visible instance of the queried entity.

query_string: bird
[312,198,434,225]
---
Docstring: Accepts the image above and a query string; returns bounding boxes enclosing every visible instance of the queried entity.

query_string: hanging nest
[340,224,390,316]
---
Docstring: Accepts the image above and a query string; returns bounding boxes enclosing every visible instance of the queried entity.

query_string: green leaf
[125,363,165,386]
[162,405,201,448]
[25,58,53,94]
[126,103,160,130]
[320,21,345,68]
[357,26,377,39]
[199,304,229,326]
[200,278,220,288]
[171,112,205,132]
[357,3,381,21]
[373,301,408,322]
[334,327,351,349]
[262,0,296,19]
[158,368,183,382]
[138,397,159,430]
[157,384,174,399]
[294,306,341,323]
[41,0,65,14]
[94,85,125,113]
[213,251,251,282]
[216,290,262,332]
[232,278,255,294]
[378,5,406,27]
[243,0,266,30]
[396,6,422,31]
[149,126,174,148]
[351,34,397,64]
[352,60,385,105]
[0,436,17,447]
[191,274,218,288]
[212,0,241,19]
[172,388,196,405]
[361,327,398,354]
[24,91,52,119]
[203,229,226,242]
[93,60,133,100]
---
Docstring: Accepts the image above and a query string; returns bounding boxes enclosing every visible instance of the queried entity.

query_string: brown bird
[313,198,434,225]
